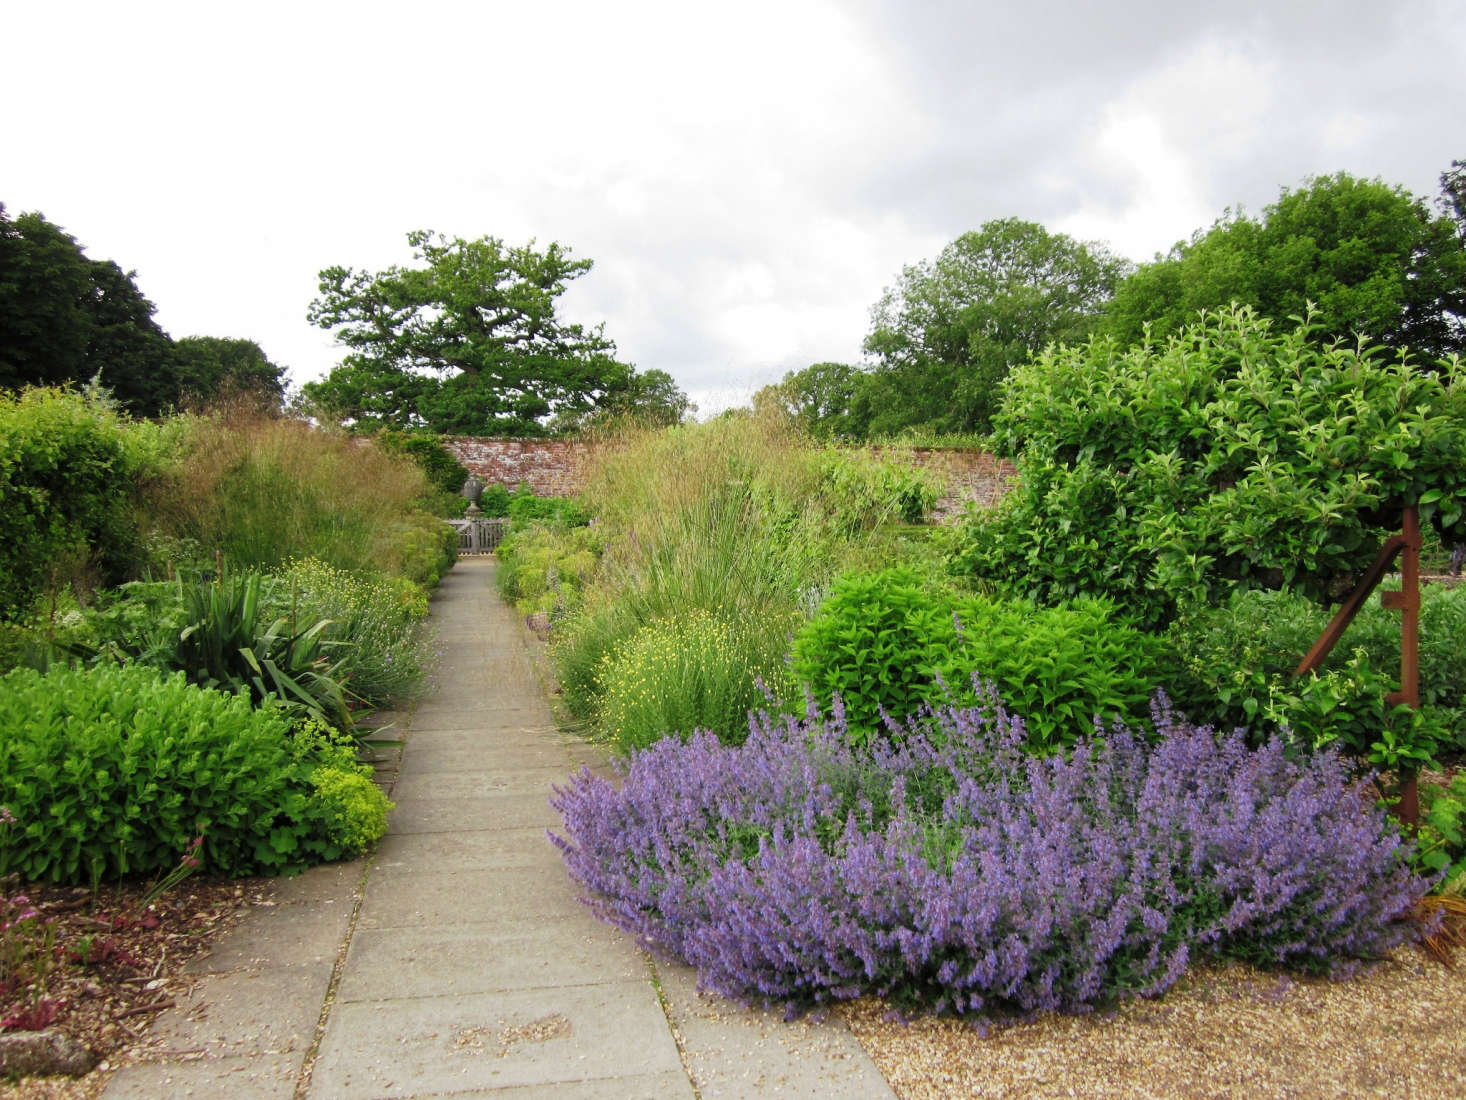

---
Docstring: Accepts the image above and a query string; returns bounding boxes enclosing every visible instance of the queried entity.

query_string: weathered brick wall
[443,438,593,497]
[443,437,1016,520]
[868,447,1017,521]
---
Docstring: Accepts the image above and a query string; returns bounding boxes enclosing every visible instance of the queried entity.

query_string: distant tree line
[0,205,287,416]
[760,162,1466,440]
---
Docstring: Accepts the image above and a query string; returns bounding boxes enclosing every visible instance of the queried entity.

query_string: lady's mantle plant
[551,689,1428,1018]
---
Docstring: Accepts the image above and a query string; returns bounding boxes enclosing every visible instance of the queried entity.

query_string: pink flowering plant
[551,688,1430,1019]
[1,807,61,1029]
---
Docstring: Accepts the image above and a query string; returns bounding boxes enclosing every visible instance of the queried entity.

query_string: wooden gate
[448,518,508,555]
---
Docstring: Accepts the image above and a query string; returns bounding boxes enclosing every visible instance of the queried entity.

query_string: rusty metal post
[1295,505,1423,826]
[1381,505,1422,826]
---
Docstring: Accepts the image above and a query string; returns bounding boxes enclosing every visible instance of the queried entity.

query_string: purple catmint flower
[549,687,1429,1020]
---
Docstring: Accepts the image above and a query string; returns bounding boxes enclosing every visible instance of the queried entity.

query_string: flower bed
[552,689,1428,1018]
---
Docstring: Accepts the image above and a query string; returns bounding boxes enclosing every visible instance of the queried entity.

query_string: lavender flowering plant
[550,687,1429,1019]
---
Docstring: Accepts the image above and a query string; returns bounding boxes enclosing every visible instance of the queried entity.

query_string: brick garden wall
[443,438,593,498]
[443,437,1016,520]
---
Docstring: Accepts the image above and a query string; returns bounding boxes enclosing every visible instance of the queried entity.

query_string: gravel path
[841,949,1466,1098]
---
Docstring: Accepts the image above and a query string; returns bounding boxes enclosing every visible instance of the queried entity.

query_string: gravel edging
[840,950,1466,1098]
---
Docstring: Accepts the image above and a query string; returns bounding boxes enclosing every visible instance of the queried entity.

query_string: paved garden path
[103,556,894,1099]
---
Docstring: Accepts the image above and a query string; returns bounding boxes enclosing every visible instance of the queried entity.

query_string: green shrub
[479,483,512,516]
[956,307,1466,625]
[0,664,386,883]
[790,566,957,738]
[1162,585,1462,767]
[935,595,1163,753]
[507,484,591,529]
[792,567,1163,751]
[1416,773,1466,892]
[375,430,469,496]
[0,386,145,617]
[495,523,604,619]
[595,609,798,753]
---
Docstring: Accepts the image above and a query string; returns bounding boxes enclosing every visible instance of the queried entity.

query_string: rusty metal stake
[1294,505,1421,826]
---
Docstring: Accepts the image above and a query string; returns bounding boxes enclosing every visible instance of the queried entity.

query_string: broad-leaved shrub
[792,567,1162,750]
[0,665,390,883]
[956,307,1466,625]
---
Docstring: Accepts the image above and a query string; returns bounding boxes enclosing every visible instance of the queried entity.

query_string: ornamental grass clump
[594,608,797,752]
[551,690,1428,1019]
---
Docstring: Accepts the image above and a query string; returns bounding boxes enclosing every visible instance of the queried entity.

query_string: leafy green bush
[0,665,390,883]
[495,523,603,619]
[479,483,512,516]
[935,596,1163,753]
[375,430,469,496]
[790,566,957,738]
[507,484,591,529]
[595,609,798,753]
[0,386,145,617]
[792,567,1163,751]
[956,307,1466,625]
[1416,774,1466,892]
[1162,585,1464,767]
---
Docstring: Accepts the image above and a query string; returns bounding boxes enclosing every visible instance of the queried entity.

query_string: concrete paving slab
[260,859,365,904]
[184,899,354,973]
[389,767,575,801]
[356,867,591,931]
[102,1052,304,1099]
[387,791,563,834]
[409,710,556,734]
[308,982,685,1098]
[397,742,573,777]
[336,922,647,1002]
[411,1071,696,1098]
[655,960,897,1099]
[145,966,329,1058]
[373,827,562,873]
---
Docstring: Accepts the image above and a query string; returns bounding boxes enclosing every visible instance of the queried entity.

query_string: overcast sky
[5,0,1463,414]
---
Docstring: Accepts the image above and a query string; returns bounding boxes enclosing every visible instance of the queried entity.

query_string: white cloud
[3,0,1461,409]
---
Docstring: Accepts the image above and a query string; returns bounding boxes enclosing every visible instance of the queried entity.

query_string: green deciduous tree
[1103,172,1466,361]
[305,231,634,435]
[174,336,287,407]
[952,306,1466,628]
[753,362,865,439]
[862,219,1130,435]
[0,205,180,416]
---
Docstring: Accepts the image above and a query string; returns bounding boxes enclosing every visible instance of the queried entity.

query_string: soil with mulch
[1,877,266,1099]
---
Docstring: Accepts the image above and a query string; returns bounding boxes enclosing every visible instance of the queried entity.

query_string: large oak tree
[305,231,635,435]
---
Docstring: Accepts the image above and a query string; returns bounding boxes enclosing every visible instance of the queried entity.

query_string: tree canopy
[1102,171,1466,362]
[754,362,865,440]
[304,231,637,435]
[860,218,1130,435]
[955,306,1466,627]
[173,336,287,406]
[1,205,178,416]
[1,205,287,416]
